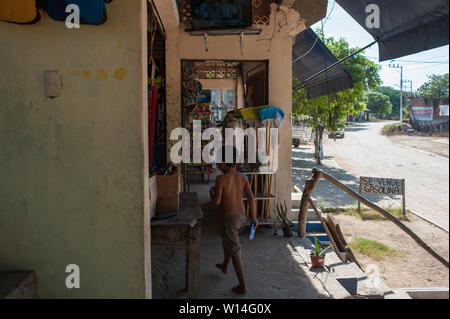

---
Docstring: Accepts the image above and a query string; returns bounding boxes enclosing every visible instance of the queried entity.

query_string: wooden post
[402,179,406,219]
[298,169,322,238]
[318,170,449,268]
[186,223,201,299]
[357,177,362,213]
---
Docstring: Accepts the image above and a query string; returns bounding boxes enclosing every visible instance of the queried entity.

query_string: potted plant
[310,233,332,268]
[276,202,294,237]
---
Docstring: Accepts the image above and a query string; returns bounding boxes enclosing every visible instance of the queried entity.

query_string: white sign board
[360,177,404,196]
[412,106,433,121]
[440,105,449,116]
[358,176,406,216]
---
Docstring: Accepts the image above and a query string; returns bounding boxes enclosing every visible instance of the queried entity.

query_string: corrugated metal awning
[292,28,354,99]
[336,0,449,61]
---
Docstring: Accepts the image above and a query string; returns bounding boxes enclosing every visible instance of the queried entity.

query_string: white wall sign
[412,106,433,121]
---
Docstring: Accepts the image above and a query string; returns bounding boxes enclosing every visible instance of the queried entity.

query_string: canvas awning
[336,0,449,61]
[292,28,354,99]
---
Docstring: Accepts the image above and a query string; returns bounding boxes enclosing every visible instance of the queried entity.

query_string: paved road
[324,121,449,230]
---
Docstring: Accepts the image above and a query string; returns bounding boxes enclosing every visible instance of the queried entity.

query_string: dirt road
[324,121,449,230]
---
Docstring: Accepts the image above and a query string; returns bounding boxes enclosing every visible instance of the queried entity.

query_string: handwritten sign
[360,177,404,196]
[358,177,406,217]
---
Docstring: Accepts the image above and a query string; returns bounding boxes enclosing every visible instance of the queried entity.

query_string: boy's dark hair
[221,145,239,168]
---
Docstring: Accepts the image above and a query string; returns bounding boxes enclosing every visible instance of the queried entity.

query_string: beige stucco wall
[0,0,150,298]
[198,79,237,90]
[156,1,304,212]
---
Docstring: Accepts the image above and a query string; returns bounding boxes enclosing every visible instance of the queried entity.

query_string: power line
[367,56,449,64]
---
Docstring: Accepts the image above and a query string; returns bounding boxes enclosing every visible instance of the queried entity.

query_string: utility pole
[404,80,413,96]
[389,64,404,125]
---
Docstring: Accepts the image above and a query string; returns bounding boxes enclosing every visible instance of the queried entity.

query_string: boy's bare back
[212,170,253,216]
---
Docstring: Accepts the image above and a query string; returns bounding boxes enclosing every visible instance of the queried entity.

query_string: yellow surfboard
[0,0,40,24]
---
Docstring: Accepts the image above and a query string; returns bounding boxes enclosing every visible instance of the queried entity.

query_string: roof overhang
[336,0,449,61]
[293,28,354,99]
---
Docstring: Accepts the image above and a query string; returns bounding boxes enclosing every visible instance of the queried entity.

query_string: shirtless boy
[210,146,258,295]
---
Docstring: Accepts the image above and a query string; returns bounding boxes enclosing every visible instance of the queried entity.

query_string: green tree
[374,86,409,119]
[293,31,381,163]
[417,73,449,98]
[366,91,392,118]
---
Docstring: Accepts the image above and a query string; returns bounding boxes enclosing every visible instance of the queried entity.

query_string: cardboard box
[149,176,158,219]
[155,174,180,214]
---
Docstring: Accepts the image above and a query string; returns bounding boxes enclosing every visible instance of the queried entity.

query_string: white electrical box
[44,71,62,98]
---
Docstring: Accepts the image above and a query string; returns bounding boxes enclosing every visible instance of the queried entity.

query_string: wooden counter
[151,192,203,299]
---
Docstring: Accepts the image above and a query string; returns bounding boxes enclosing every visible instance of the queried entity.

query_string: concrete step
[306,220,325,233]
[289,237,411,299]
[306,234,329,243]
[289,209,319,222]
[400,288,449,299]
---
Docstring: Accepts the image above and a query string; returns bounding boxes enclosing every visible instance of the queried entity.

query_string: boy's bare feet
[232,285,247,295]
[216,263,227,274]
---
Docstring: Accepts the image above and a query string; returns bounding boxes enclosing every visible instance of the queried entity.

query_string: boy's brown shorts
[221,214,246,257]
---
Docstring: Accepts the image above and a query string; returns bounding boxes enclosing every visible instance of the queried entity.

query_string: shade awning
[336,0,449,61]
[293,28,354,99]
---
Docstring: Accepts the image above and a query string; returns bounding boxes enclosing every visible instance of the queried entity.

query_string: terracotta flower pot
[310,255,325,268]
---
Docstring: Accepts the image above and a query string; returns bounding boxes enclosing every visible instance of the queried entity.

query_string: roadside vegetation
[349,237,399,261]
[325,206,409,222]
[381,123,401,136]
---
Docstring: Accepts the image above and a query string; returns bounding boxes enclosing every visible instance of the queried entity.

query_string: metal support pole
[400,66,403,125]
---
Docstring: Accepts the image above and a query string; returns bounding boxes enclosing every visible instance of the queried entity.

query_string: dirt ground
[389,135,449,158]
[333,213,449,289]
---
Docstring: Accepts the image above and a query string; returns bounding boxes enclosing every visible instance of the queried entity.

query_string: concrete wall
[155,1,306,212]
[0,0,151,298]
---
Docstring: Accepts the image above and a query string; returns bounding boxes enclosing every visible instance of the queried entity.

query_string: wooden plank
[186,223,201,299]
[335,224,363,270]
[325,215,347,253]
[307,197,346,261]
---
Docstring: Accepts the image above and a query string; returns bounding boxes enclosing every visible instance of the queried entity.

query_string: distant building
[409,97,449,136]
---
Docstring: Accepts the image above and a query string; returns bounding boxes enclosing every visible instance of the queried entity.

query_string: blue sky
[311,1,449,91]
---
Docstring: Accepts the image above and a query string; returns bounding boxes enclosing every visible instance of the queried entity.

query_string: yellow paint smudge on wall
[83,70,93,78]
[114,67,127,81]
[97,69,108,81]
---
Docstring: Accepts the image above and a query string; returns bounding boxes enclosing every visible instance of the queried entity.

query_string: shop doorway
[180,59,269,190]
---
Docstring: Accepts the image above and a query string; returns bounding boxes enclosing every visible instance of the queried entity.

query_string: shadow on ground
[151,183,330,299]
